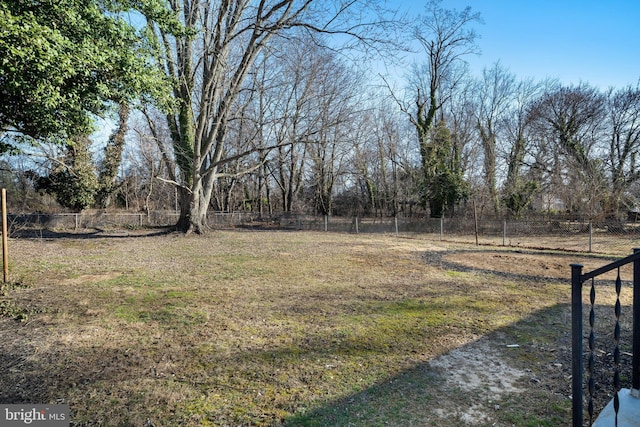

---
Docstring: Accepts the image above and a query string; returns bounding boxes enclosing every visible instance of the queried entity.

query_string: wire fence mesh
[7,211,640,256]
[8,211,252,231]
[257,215,640,256]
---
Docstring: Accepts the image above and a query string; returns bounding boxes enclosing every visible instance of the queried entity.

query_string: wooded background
[2,1,640,231]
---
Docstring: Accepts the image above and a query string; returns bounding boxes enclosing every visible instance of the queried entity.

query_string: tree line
[2,1,639,233]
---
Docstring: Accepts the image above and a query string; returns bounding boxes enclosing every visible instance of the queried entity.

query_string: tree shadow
[280,301,633,426]
[0,342,145,404]
[426,248,621,283]
[9,226,177,240]
[0,299,633,426]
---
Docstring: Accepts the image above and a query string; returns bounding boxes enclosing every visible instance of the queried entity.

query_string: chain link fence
[278,215,640,256]
[8,211,640,255]
[8,211,253,234]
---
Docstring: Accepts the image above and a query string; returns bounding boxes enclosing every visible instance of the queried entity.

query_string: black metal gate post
[572,263,585,427]
[633,249,640,395]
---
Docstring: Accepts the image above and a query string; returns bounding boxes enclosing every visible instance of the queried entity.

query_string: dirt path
[428,336,529,425]
[425,248,631,426]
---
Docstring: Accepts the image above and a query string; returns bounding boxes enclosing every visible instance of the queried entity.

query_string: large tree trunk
[176,186,210,234]
[175,187,192,232]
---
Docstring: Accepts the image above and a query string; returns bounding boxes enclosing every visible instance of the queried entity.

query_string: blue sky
[395,0,640,90]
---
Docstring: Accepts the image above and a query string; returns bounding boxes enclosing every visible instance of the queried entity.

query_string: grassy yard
[0,230,603,425]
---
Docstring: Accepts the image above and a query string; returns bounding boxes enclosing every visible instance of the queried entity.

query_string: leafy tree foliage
[503,179,539,218]
[420,121,468,217]
[0,0,167,143]
[36,136,99,211]
[1,0,171,209]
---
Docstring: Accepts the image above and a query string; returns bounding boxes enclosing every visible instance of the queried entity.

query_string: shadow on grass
[426,248,620,284]
[0,343,148,405]
[10,226,176,240]
[282,301,632,427]
[0,302,632,426]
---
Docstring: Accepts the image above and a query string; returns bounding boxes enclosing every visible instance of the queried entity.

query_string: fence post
[633,248,640,396]
[589,221,593,253]
[473,200,479,246]
[75,213,79,230]
[571,263,584,427]
[439,217,443,241]
[2,188,8,283]
[395,216,398,237]
[355,217,359,234]
[324,215,328,232]
[503,219,506,246]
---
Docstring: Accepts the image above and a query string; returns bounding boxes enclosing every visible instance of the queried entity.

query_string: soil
[428,337,530,425]
[426,249,635,426]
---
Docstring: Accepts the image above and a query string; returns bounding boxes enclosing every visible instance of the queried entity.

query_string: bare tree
[529,84,607,217]
[472,62,515,214]
[405,0,481,217]
[336,93,420,217]
[262,36,320,213]
[306,57,363,216]
[500,78,548,217]
[123,111,176,212]
[139,0,394,233]
[440,66,480,215]
[409,0,481,136]
[374,101,409,217]
[604,84,640,216]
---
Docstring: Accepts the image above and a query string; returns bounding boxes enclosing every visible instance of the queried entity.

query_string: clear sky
[396,0,640,90]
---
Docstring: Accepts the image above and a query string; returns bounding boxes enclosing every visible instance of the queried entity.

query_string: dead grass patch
[0,231,608,425]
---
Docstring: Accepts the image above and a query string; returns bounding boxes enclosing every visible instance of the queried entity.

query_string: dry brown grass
[0,230,621,426]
